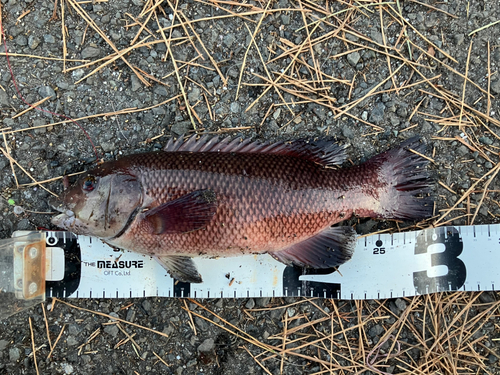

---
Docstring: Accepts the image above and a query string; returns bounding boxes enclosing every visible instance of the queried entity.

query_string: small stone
[370,30,383,45]
[256,297,271,307]
[188,87,201,102]
[368,324,384,338]
[281,14,290,25]
[457,145,469,156]
[66,336,78,346]
[126,308,136,322]
[395,298,407,312]
[100,142,115,153]
[342,125,354,139]
[491,79,500,95]
[15,35,28,46]
[154,85,169,97]
[81,46,101,59]
[131,75,141,92]
[9,347,21,362]
[62,363,74,374]
[33,118,48,134]
[38,86,56,100]
[194,317,208,331]
[72,69,85,80]
[28,35,41,49]
[479,136,493,145]
[361,111,368,121]
[104,324,119,337]
[171,120,192,135]
[485,162,493,169]
[56,81,70,90]
[197,338,215,353]
[455,34,464,46]
[0,339,8,351]
[223,34,235,47]
[245,298,255,309]
[142,299,152,313]
[15,218,30,230]
[369,102,386,124]
[0,90,9,106]
[230,102,240,113]
[43,34,56,43]
[347,51,360,66]
[287,307,296,317]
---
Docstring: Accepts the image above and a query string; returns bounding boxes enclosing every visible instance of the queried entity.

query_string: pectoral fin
[144,189,217,235]
[154,255,202,283]
[271,226,356,269]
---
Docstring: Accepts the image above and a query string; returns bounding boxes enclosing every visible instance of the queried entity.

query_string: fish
[50,135,432,283]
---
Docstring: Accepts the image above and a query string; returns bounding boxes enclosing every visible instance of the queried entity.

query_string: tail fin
[367,137,433,220]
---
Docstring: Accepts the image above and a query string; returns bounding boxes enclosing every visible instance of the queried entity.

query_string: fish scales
[112,151,371,256]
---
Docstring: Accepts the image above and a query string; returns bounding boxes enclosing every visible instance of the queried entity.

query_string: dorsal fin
[163,134,348,167]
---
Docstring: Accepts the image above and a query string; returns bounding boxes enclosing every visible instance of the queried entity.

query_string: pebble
[28,35,41,49]
[370,30,383,45]
[171,120,192,135]
[197,338,215,353]
[72,69,85,80]
[194,317,209,331]
[126,308,136,322]
[66,336,79,346]
[44,34,56,43]
[188,87,201,102]
[0,339,8,351]
[104,324,119,338]
[256,297,271,307]
[15,35,28,46]
[395,298,407,312]
[347,51,361,66]
[0,90,9,106]
[368,324,384,338]
[224,34,235,47]
[62,363,74,374]
[230,102,241,113]
[100,141,116,153]
[142,299,152,313]
[369,102,386,124]
[281,14,290,25]
[245,298,255,309]
[154,85,169,97]
[479,136,493,145]
[38,86,56,100]
[131,75,142,92]
[457,145,469,156]
[9,347,20,362]
[491,79,500,95]
[81,46,101,59]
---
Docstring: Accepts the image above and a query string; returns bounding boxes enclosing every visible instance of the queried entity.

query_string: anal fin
[271,226,356,269]
[154,255,202,283]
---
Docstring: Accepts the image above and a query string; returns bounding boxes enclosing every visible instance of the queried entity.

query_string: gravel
[1,0,500,374]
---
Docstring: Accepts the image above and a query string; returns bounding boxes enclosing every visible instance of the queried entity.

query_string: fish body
[51,135,432,282]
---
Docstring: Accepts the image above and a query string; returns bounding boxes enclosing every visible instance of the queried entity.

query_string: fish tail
[369,137,433,220]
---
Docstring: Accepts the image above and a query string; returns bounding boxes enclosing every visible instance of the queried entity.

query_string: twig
[29,317,40,375]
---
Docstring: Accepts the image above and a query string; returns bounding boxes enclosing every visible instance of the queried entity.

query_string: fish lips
[48,196,76,229]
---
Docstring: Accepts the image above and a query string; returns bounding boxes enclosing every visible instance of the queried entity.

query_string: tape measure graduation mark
[18,224,496,301]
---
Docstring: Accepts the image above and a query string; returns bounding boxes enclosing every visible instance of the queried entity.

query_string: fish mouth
[48,196,77,230]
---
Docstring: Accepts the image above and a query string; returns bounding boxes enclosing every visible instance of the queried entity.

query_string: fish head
[50,167,142,238]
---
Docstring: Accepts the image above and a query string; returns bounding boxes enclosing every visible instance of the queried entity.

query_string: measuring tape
[4,224,497,307]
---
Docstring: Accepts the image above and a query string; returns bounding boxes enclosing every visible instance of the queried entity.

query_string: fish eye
[82,176,97,192]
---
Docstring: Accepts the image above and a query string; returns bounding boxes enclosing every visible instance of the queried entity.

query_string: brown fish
[50,135,432,283]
